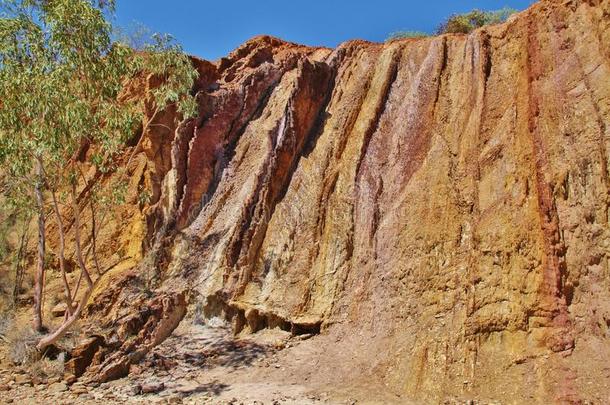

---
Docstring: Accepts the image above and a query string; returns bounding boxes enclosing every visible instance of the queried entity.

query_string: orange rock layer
[96,0,610,401]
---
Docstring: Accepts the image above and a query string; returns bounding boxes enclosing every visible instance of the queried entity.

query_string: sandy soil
[0,320,407,405]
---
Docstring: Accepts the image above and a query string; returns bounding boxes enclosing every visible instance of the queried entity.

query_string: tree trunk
[36,278,95,351]
[37,175,100,352]
[12,215,31,304]
[33,157,46,332]
[51,189,74,315]
[90,200,102,276]
[71,180,93,287]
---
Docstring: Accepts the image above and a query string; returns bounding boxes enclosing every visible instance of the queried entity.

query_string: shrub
[28,355,65,380]
[386,30,429,41]
[437,7,517,34]
[6,320,40,365]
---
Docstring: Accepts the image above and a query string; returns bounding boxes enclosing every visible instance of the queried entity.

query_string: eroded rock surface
[72,292,186,383]
[71,0,610,402]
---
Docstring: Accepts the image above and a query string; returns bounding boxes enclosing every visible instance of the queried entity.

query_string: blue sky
[114,1,536,61]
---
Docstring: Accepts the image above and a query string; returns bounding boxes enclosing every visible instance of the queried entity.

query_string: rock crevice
[79,2,610,402]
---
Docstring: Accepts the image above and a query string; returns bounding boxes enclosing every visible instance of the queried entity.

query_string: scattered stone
[71,386,88,395]
[64,374,77,385]
[14,375,31,386]
[166,395,183,404]
[51,303,68,317]
[31,375,45,386]
[86,381,100,388]
[93,293,187,383]
[48,382,68,393]
[0,384,10,391]
[129,364,143,376]
[141,382,165,394]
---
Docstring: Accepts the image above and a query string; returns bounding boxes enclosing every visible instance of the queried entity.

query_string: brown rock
[48,382,68,393]
[140,382,165,394]
[65,335,105,377]
[64,374,77,385]
[51,303,68,317]
[31,375,45,386]
[132,4,609,401]
[70,381,89,395]
[128,364,143,376]
[89,293,186,383]
[14,375,31,386]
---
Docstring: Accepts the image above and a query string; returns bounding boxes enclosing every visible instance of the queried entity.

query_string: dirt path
[1,321,397,404]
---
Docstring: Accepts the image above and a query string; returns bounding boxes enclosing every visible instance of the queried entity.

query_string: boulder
[51,303,68,318]
[65,336,105,377]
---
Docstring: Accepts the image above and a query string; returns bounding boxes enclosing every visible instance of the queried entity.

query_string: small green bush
[386,30,429,41]
[437,7,517,34]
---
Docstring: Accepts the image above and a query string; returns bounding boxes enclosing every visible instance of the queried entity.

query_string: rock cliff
[80,0,610,402]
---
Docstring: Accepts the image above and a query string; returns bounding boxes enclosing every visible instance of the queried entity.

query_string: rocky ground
[0,321,378,405]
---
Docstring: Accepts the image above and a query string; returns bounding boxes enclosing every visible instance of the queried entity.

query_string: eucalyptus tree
[0,0,197,349]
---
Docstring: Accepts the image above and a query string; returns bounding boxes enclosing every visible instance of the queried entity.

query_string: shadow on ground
[177,380,230,397]
[146,325,275,371]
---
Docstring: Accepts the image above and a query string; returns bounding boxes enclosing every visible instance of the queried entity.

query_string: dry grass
[0,311,14,343]
[1,312,67,379]
[28,354,65,380]
[4,317,40,366]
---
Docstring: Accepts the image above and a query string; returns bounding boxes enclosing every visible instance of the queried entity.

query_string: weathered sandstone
[62,0,610,402]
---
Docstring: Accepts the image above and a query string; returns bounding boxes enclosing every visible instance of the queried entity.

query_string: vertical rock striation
[89,0,610,401]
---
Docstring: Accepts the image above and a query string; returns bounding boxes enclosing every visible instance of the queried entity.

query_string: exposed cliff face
[85,0,610,402]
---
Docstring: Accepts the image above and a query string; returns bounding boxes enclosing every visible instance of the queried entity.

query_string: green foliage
[386,31,428,41]
[0,0,198,336]
[0,0,198,250]
[386,7,517,42]
[138,187,152,206]
[0,0,198,193]
[135,33,199,118]
[436,7,517,35]
[113,21,154,51]
[0,217,9,261]
[0,190,29,263]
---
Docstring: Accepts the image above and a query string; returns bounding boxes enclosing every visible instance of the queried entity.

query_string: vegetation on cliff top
[386,30,429,41]
[387,7,517,41]
[437,7,517,34]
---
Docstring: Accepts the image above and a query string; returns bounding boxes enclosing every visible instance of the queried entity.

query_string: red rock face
[91,0,610,401]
